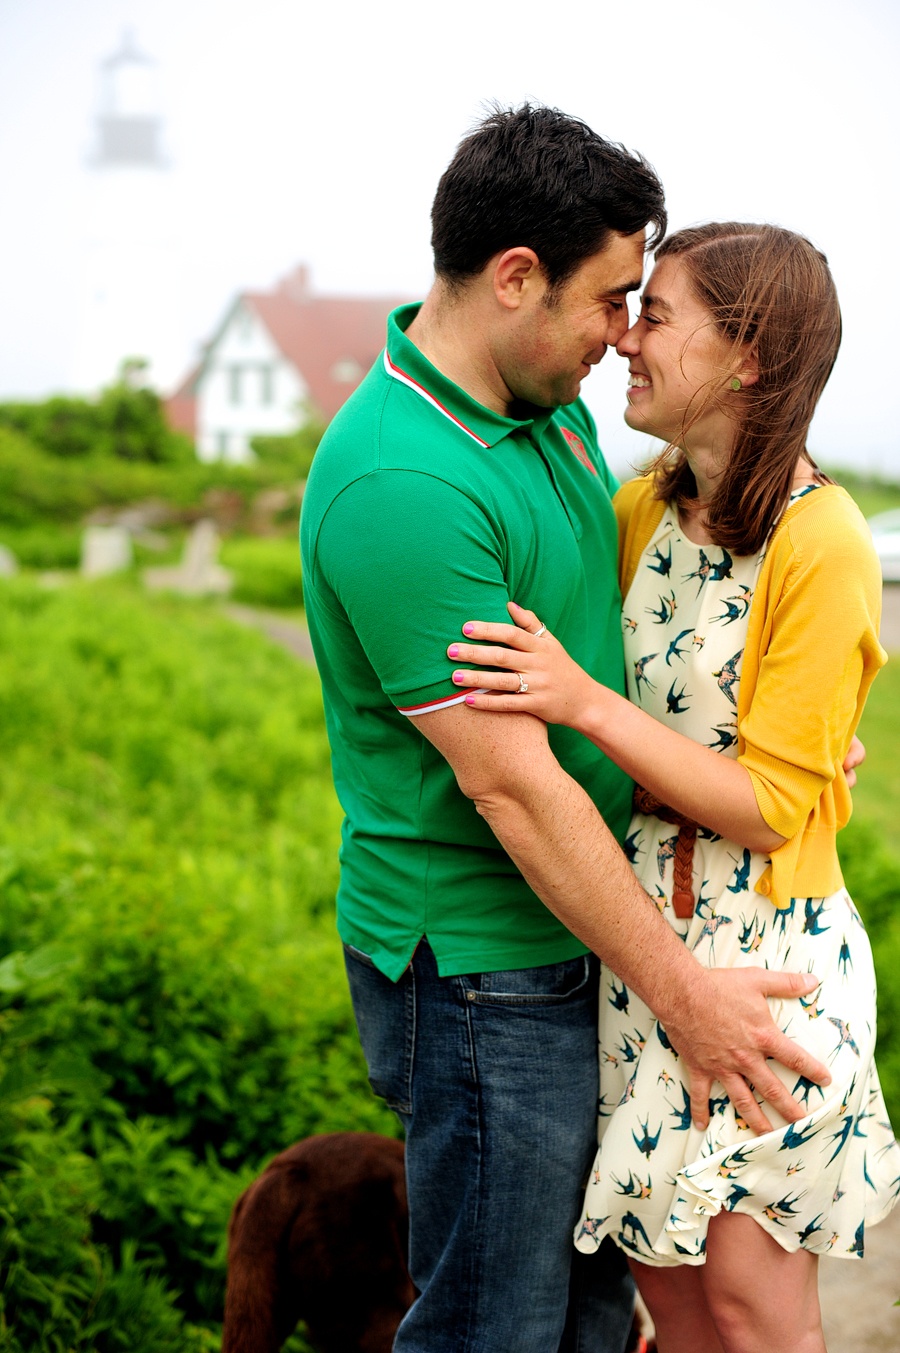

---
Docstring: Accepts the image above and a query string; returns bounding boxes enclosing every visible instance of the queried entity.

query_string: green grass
[851,656,900,859]
[826,466,900,520]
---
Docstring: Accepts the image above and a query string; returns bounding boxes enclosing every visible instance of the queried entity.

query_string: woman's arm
[449,602,786,852]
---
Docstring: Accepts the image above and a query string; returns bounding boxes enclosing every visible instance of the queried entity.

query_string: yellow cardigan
[614,477,887,909]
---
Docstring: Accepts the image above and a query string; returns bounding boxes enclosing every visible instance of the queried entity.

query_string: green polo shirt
[300,303,633,980]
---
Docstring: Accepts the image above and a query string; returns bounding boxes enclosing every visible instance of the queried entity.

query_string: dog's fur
[223,1130,654,1353]
[222,1132,413,1353]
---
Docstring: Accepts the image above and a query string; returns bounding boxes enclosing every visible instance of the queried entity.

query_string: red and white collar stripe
[383,351,490,448]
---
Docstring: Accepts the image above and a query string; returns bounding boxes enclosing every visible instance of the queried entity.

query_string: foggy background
[0,0,897,479]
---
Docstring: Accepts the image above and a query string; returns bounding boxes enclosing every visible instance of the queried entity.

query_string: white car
[866,508,900,582]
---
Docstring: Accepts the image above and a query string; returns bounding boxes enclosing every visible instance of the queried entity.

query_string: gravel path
[226,601,900,1347]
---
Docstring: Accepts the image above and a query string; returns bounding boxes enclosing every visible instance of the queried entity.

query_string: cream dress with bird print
[575,491,900,1266]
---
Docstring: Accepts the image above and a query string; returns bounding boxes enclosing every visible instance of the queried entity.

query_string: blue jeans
[344,939,634,1353]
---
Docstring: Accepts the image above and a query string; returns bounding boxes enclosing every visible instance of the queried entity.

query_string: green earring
[730,377,742,391]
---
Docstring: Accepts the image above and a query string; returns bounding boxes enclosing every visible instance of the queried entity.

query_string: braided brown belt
[633,786,698,919]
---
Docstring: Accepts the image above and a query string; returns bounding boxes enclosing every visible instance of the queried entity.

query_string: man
[300,105,830,1353]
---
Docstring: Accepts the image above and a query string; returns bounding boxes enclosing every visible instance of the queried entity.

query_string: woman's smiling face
[616,255,745,456]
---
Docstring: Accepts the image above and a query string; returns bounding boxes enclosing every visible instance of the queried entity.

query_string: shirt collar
[385,303,557,449]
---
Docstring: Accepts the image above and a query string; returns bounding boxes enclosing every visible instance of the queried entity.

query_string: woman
[446,223,900,1353]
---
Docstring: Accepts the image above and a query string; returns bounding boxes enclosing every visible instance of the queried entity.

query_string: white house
[168,265,408,462]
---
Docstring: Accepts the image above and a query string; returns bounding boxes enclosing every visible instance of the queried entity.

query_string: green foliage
[838,817,900,1126]
[220,536,304,609]
[0,425,303,535]
[827,465,900,520]
[251,419,325,480]
[0,383,193,465]
[851,656,900,858]
[0,522,81,568]
[0,579,396,1348]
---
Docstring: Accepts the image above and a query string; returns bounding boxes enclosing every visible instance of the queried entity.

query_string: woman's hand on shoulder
[447,601,602,728]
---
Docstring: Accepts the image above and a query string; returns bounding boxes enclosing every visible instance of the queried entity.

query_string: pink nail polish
[465,694,475,705]
[448,645,459,657]
[453,672,464,683]
[462,624,474,635]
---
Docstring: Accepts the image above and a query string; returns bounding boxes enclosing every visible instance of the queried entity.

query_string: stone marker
[81,525,133,578]
[143,519,233,596]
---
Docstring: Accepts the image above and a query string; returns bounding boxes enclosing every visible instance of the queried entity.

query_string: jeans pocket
[343,943,415,1117]
[464,953,596,1006]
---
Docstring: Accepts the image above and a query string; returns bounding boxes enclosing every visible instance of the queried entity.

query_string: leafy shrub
[0,579,395,1345]
[221,536,304,609]
[251,419,325,480]
[0,523,81,568]
[838,817,900,1124]
[0,383,193,465]
[0,426,307,533]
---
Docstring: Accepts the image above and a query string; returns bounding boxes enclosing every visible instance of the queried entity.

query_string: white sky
[0,0,897,477]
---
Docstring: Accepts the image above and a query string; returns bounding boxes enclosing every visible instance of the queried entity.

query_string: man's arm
[410,701,830,1132]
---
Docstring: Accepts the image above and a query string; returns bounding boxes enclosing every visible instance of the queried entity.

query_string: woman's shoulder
[774,484,876,567]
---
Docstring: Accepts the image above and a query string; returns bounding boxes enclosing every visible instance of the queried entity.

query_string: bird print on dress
[684,547,734,596]
[633,1118,663,1159]
[726,849,752,893]
[633,653,658,700]
[666,678,691,714]
[646,590,678,624]
[803,898,831,935]
[739,913,766,954]
[839,937,853,980]
[623,828,644,864]
[712,651,743,706]
[657,834,678,879]
[575,503,899,1268]
[665,628,694,665]
[648,541,672,575]
[706,722,738,751]
[710,585,753,626]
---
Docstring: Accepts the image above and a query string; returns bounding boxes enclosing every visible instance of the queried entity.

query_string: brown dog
[223,1132,414,1353]
[223,1130,654,1353]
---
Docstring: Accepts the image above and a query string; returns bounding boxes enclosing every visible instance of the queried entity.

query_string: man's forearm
[470,759,708,1029]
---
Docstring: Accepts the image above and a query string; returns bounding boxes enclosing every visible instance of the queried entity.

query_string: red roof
[163,267,410,439]
[246,267,409,420]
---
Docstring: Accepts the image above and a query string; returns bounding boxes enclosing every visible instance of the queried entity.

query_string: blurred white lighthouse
[70,30,185,394]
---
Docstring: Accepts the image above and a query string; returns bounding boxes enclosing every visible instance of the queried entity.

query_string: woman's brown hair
[649,222,842,555]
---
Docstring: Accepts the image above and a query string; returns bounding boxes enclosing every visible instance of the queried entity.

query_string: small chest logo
[561,427,597,475]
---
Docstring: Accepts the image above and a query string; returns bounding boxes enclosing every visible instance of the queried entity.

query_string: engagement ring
[516,674,529,694]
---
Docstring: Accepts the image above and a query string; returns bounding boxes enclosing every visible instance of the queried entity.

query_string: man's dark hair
[431,103,666,293]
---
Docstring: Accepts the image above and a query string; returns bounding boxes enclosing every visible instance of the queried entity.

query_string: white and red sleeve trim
[383,351,490,448]
[396,686,487,716]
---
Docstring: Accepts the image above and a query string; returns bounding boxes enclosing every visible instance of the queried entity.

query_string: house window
[229,366,242,404]
[259,366,274,405]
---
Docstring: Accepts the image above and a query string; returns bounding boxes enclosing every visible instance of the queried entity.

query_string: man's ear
[492,247,544,310]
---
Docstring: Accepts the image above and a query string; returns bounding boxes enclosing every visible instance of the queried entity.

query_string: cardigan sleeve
[739,494,886,840]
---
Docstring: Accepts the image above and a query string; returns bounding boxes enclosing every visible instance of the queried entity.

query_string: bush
[0,383,193,465]
[251,419,325,480]
[838,817,900,1125]
[0,523,81,569]
[221,536,304,609]
[0,579,395,1345]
